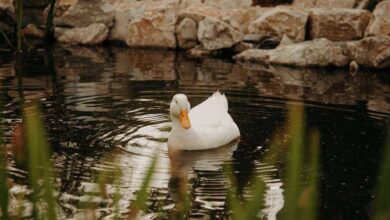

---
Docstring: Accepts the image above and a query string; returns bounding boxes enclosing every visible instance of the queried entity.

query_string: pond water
[0,45,389,219]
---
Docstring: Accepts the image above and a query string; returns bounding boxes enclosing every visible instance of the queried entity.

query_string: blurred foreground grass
[0,102,388,219]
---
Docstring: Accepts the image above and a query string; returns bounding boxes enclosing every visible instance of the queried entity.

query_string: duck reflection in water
[167,138,240,217]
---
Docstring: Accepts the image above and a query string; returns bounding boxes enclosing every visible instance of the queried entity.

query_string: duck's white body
[168,92,240,150]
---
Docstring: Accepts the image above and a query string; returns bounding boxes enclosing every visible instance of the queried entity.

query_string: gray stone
[198,17,243,50]
[53,0,115,27]
[235,38,350,67]
[57,23,109,45]
[365,0,390,36]
[126,0,179,49]
[176,17,198,49]
[309,8,372,41]
[346,36,390,69]
[249,7,308,42]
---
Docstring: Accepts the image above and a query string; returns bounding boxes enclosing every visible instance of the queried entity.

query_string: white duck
[168,91,240,150]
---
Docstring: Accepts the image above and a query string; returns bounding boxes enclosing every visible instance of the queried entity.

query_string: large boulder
[203,0,252,9]
[249,7,308,42]
[0,0,13,14]
[176,17,197,49]
[234,38,350,67]
[346,36,390,69]
[309,8,371,41]
[197,17,243,50]
[292,0,370,9]
[365,0,390,36]
[126,0,179,49]
[220,7,267,35]
[178,3,221,23]
[53,0,115,27]
[57,23,109,45]
[0,0,14,35]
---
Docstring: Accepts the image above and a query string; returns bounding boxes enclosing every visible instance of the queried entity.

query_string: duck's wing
[189,91,228,125]
[188,92,240,149]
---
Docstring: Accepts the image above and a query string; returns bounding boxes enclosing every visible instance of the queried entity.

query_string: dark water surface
[0,46,389,219]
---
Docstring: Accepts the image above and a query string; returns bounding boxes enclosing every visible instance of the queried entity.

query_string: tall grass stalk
[300,129,320,220]
[15,0,23,52]
[128,156,157,219]
[24,103,57,220]
[375,127,390,220]
[281,104,305,219]
[0,27,14,49]
[225,163,265,220]
[0,109,9,220]
[45,0,57,41]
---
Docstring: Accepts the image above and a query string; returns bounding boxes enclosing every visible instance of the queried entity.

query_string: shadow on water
[0,45,389,219]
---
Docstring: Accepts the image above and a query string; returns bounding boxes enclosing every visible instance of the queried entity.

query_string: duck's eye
[175,100,178,104]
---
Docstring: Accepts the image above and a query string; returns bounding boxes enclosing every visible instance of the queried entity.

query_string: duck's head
[170,94,191,129]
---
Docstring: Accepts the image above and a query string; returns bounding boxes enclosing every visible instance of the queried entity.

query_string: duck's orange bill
[179,109,191,129]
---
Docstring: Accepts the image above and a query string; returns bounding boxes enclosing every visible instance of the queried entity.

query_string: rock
[365,0,390,36]
[309,8,372,41]
[178,3,221,23]
[220,7,267,34]
[187,46,212,58]
[0,0,13,13]
[278,34,296,47]
[292,0,370,8]
[109,6,130,42]
[109,0,148,42]
[57,23,109,45]
[198,17,243,50]
[179,0,203,10]
[53,0,115,27]
[346,36,390,69]
[249,7,308,42]
[22,23,44,38]
[203,0,252,9]
[126,0,179,49]
[355,0,370,9]
[232,42,253,54]
[176,18,198,49]
[0,0,14,29]
[292,0,316,8]
[235,38,350,67]
[349,60,359,74]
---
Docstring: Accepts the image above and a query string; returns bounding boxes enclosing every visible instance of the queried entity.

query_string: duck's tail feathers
[211,91,228,110]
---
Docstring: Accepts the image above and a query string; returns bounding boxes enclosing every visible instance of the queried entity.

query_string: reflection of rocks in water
[62,46,110,63]
[236,63,390,112]
[120,49,176,81]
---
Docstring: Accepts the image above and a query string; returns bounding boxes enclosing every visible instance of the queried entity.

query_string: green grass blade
[224,163,245,220]
[0,27,13,49]
[24,103,57,220]
[128,156,157,219]
[0,113,9,219]
[281,104,305,220]
[375,127,390,220]
[15,0,23,52]
[300,129,320,220]
[45,0,56,40]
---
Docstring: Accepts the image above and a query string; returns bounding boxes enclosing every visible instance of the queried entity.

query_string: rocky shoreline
[1,0,390,69]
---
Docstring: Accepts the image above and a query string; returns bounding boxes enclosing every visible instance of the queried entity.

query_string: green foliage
[375,127,390,220]
[45,0,57,41]
[226,104,319,220]
[0,111,9,220]
[24,103,57,220]
[0,27,13,49]
[128,156,157,219]
[15,0,23,52]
